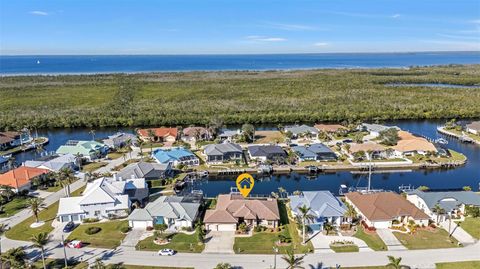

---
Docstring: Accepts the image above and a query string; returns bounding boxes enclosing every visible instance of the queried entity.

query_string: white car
[158,249,176,256]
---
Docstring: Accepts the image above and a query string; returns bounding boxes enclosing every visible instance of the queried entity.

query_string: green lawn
[136,231,204,253]
[34,258,88,269]
[81,162,108,172]
[5,187,85,241]
[456,217,480,239]
[0,196,30,218]
[67,220,128,249]
[353,225,387,251]
[393,229,460,250]
[330,244,359,252]
[233,201,313,254]
[436,261,480,269]
[107,152,124,159]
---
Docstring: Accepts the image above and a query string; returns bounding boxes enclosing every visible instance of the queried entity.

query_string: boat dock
[437,126,478,144]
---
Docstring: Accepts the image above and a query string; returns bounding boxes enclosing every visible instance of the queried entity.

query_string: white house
[466,121,480,135]
[57,175,148,223]
[24,153,78,172]
[406,189,480,223]
[128,195,202,230]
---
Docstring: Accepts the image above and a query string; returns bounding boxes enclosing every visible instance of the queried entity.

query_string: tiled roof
[466,121,480,131]
[248,145,286,157]
[345,192,429,222]
[129,195,200,221]
[314,124,347,133]
[204,143,242,156]
[137,128,178,138]
[393,131,437,153]
[349,142,386,153]
[0,166,50,189]
[284,125,318,135]
[204,194,280,223]
[183,127,209,137]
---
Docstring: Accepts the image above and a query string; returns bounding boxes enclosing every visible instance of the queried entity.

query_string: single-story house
[103,132,138,148]
[314,124,348,134]
[247,145,287,162]
[406,189,480,223]
[57,176,148,223]
[289,191,347,232]
[182,127,210,142]
[204,194,280,231]
[56,140,109,161]
[218,129,241,142]
[0,156,9,173]
[348,142,388,159]
[284,125,318,138]
[203,143,243,164]
[345,192,429,229]
[466,121,480,135]
[0,131,31,150]
[359,123,400,138]
[117,161,171,180]
[137,127,178,143]
[24,153,78,172]
[392,131,438,156]
[0,166,50,192]
[292,143,337,162]
[152,147,199,166]
[128,194,202,230]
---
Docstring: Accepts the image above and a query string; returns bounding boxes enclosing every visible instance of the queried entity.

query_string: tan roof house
[393,131,437,156]
[314,124,347,133]
[345,192,429,229]
[204,194,280,231]
[466,121,480,135]
[137,128,178,143]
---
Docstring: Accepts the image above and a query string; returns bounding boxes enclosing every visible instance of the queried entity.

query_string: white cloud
[470,19,480,24]
[314,42,329,47]
[245,36,287,42]
[29,11,49,16]
[392,14,401,19]
[265,23,317,31]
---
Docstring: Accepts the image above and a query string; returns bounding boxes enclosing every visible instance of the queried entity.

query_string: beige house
[345,192,429,229]
[392,131,437,156]
[204,194,280,231]
[466,121,480,135]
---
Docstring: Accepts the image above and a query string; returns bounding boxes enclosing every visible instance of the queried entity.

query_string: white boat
[36,60,41,64]
[435,138,448,145]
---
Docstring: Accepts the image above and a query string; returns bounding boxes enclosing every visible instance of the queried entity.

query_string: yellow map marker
[236,173,254,198]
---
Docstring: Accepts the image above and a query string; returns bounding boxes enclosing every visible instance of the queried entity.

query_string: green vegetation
[353,226,387,251]
[67,220,128,249]
[81,161,108,172]
[330,244,359,252]
[436,261,480,269]
[456,217,480,239]
[114,265,193,269]
[0,196,30,218]
[393,228,460,250]
[33,259,88,269]
[1,65,480,129]
[234,201,313,254]
[107,152,124,159]
[5,187,85,241]
[136,231,205,253]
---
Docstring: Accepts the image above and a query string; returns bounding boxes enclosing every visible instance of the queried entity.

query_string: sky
[0,0,479,55]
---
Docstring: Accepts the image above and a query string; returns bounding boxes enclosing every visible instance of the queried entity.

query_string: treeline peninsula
[1,65,479,130]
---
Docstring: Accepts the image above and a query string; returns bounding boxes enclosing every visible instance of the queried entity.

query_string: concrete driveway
[203,231,235,254]
[376,229,406,250]
[309,233,373,253]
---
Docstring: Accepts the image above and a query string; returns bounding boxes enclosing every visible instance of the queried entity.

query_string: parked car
[66,240,83,249]
[63,221,76,233]
[158,249,176,256]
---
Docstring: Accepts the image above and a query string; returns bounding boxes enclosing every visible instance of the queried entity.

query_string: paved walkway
[203,231,235,254]
[440,220,476,245]
[121,229,145,249]
[309,233,373,253]
[376,228,407,250]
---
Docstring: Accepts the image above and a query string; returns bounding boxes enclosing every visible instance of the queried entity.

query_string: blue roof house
[152,147,199,167]
[292,143,337,162]
[289,191,347,232]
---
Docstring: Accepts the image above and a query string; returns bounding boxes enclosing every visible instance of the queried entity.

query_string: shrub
[82,218,99,223]
[146,226,154,231]
[154,224,168,232]
[120,226,130,233]
[85,226,101,235]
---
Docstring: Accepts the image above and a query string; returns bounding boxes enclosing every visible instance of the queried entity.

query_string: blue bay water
[1,52,480,75]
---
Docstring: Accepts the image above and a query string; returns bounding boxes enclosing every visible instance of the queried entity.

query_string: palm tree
[281,250,306,269]
[278,187,286,199]
[298,205,315,244]
[323,221,336,235]
[58,168,76,197]
[30,232,49,269]
[433,203,445,224]
[27,197,45,223]
[89,129,96,141]
[386,255,406,269]
[74,152,83,170]
[344,203,357,224]
[3,247,26,268]
[93,258,106,269]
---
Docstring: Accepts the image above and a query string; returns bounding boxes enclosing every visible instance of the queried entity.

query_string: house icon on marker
[239,177,252,189]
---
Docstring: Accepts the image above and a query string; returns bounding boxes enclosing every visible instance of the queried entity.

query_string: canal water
[12,120,480,196]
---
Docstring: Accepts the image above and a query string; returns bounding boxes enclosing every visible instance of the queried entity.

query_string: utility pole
[61,234,68,268]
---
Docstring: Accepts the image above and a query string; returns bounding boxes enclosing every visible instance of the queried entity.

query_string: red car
[66,240,83,248]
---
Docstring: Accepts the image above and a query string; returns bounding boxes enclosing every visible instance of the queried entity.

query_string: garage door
[213,224,236,231]
[130,221,148,229]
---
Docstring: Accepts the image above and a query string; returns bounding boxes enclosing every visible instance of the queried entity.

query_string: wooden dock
[437,126,479,145]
